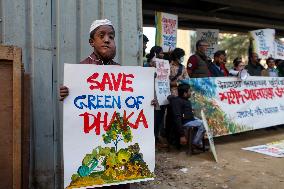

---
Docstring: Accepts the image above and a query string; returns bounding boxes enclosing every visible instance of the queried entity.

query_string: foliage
[219,33,250,66]
[67,115,153,188]
[68,144,153,189]
[102,114,133,152]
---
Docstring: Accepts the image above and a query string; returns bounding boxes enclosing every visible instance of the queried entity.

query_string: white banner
[196,29,219,59]
[243,140,284,158]
[249,29,275,59]
[184,76,284,136]
[63,64,155,188]
[155,58,171,105]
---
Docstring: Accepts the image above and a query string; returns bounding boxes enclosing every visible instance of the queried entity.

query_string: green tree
[102,114,133,152]
[219,33,249,66]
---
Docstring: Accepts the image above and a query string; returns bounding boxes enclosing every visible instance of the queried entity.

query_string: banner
[155,12,178,52]
[196,29,219,59]
[274,40,284,60]
[155,58,171,105]
[243,140,284,158]
[182,76,284,137]
[63,64,155,188]
[249,29,275,59]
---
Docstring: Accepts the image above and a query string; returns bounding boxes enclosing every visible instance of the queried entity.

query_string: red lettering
[87,72,134,92]
[121,73,134,92]
[122,110,135,128]
[87,73,100,90]
[133,110,148,129]
[101,73,113,91]
[80,110,148,134]
[111,73,122,91]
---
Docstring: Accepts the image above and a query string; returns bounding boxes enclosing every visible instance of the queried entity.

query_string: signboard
[182,76,284,136]
[155,58,171,105]
[63,64,155,188]
[196,29,219,59]
[243,140,284,158]
[155,12,178,52]
[274,40,284,60]
[249,29,275,59]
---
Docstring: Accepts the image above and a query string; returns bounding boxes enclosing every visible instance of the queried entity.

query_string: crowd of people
[143,36,284,152]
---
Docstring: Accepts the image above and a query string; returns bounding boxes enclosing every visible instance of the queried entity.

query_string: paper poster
[274,40,284,59]
[196,29,219,59]
[249,29,275,59]
[181,77,284,137]
[201,110,218,162]
[242,140,284,157]
[63,64,155,188]
[155,58,171,105]
[155,11,178,52]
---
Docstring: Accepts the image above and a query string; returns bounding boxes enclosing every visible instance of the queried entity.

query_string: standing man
[60,19,129,189]
[246,52,264,76]
[187,40,211,78]
[208,50,226,77]
[261,57,278,77]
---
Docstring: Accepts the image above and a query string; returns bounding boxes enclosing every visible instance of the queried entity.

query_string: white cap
[89,19,113,34]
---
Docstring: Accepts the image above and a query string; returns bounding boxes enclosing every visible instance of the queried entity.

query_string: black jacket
[168,95,195,137]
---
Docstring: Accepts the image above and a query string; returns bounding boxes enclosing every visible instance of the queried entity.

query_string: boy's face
[89,25,116,61]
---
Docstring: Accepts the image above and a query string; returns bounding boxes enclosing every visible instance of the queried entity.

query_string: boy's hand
[60,86,69,101]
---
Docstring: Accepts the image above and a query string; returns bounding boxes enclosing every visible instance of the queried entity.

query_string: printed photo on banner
[249,29,275,59]
[155,11,178,52]
[182,76,284,137]
[196,29,219,59]
[63,64,155,188]
[155,58,171,105]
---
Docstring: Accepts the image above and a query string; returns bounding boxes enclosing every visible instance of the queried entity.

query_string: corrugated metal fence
[0,0,143,188]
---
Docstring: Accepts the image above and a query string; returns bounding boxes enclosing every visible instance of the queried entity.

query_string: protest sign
[249,29,275,59]
[274,40,284,60]
[243,140,284,158]
[63,64,155,188]
[155,12,178,52]
[182,76,284,137]
[155,58,171,105]
[196,29,219,59]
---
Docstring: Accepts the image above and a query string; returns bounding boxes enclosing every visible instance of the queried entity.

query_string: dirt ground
[133,126,284,189]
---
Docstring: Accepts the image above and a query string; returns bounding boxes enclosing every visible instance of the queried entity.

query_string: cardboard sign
[63,64,155,188]
[155,58,171,105]
[196,29,219,59]
[249,29,275,59]
[155,12,178,52]
[201,110,218,162]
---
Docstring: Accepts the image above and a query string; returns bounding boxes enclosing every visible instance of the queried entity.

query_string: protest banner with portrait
[155,11,178,52]
[196,29,219,59]
[154,58,171,105]
[182,76,284,137]
[63,64,155,188]
[249,29,275,59]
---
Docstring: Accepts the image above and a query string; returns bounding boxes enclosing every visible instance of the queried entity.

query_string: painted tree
[102,114,133,152]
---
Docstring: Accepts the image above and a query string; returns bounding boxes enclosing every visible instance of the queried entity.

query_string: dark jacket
[168,95,195,137]
[208,62,225,77]
[246,62,263,76]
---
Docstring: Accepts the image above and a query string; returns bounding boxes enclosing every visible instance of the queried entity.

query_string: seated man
[168,84,205,149]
